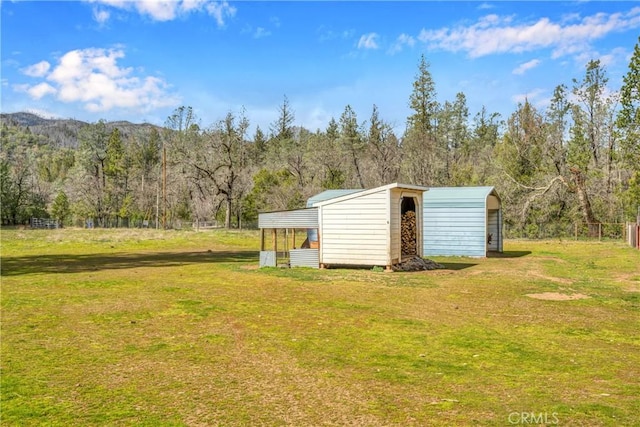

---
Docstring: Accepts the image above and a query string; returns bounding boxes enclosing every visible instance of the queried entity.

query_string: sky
[2,1,640,136]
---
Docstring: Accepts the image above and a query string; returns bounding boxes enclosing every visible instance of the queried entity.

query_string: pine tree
[402,55,441,185]
[407,54,438,136]
[617,36,640,169]
[51,190,70,226]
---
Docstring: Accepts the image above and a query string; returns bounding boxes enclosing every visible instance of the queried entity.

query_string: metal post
[162,145,167,230]
[155,171,160,229]
[272,229,277,254]
[260,228,265,251]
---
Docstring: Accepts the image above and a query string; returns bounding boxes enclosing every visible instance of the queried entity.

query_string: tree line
[2,38,639,237]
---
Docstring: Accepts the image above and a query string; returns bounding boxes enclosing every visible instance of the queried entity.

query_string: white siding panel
[322,253,389,265]
[390,190,401,261]
[320,189,389,266]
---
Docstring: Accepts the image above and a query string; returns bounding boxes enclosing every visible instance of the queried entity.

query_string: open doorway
[401,197,417,256]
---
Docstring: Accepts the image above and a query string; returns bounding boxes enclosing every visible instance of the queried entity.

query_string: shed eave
[313,182,429,207]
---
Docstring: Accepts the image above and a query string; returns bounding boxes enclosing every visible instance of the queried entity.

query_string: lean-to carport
[258,208,319,268]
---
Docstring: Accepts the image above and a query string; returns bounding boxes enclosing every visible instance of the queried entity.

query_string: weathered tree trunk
[570,167,600,236]
[224,196,232,229]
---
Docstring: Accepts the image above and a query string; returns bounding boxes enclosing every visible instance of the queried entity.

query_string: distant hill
[1,112,162,149]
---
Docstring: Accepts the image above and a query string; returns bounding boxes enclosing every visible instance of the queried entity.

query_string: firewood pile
[393,256,444,272]
[401,210,417,255]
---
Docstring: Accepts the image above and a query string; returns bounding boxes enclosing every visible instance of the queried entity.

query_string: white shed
[422,186,503,257]
[310,183,428,269]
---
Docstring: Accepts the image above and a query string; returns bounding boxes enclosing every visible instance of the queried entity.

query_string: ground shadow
[0,250,259,277]
[438,262,478,271]
[488,251,532,258]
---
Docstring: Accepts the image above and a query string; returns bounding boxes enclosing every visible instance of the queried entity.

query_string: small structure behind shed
[423,186,503,257]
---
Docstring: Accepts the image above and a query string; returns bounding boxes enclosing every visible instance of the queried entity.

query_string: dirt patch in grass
[526,292,591,301]
[613,273,640,292]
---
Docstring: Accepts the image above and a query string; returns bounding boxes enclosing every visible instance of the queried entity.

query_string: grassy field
[1,228,639,426]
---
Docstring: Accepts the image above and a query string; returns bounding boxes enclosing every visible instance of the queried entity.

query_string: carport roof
[423,186,499,203]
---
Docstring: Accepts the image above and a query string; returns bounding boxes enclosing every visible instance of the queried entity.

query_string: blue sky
[2,1,639,135]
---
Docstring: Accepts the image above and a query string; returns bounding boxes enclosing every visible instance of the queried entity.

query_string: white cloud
[27,82,57,99]
[513,59,541,75]
[318,27,355,42]
[205,1,236,27]
[22,61,51,77]
[589,46,628,68]
[85,0,236,26]
[512,88,546,105]
[417,7,640,58]
[357,33,379,50]
[17,48,179,113]
[181,0,208,13]
[93,7,110,24]
[254,27,271,39]
[388,33,415,54]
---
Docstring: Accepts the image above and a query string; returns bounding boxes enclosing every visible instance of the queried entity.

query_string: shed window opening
[401,197,418,256]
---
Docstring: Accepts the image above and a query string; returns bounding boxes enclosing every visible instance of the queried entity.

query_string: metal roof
[310,183,429,207]
[258,208,318,229]
[306,189,363,207]
[423,186,499,203]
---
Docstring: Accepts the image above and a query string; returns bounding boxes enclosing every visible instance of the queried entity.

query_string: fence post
[599,223,602,241]
[574,223,578,240]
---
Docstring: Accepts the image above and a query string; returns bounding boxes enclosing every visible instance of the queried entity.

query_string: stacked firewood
[401,210,417,255]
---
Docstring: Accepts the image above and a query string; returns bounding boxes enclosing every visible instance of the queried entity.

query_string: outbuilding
[312,183,428,269]
[422,186,503,257]
[258,183,428,269]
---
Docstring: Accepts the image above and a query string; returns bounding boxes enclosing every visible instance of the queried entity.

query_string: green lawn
[1,228,639,426]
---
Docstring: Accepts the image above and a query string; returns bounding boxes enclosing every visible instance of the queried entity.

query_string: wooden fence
[573,223,627,241]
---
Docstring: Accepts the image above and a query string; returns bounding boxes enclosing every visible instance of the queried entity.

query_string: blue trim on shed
[423,186,502,257]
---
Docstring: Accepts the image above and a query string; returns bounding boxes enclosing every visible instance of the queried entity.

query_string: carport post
[272,229,277,254]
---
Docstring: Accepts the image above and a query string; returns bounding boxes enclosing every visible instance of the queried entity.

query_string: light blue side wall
[423,206,487,257]
[423,187,498,257]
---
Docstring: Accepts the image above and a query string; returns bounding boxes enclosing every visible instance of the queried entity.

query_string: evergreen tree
[270,95,295,141]
[407,54,438,136]
[617,36,640,170]
[402,55,441,185]
[339,105,366,188]
[51,190,70,226]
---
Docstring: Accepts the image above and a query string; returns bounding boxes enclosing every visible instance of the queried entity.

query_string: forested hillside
[2,40,639,236]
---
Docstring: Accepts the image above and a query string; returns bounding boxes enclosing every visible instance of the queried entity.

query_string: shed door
[487,209,500,252]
